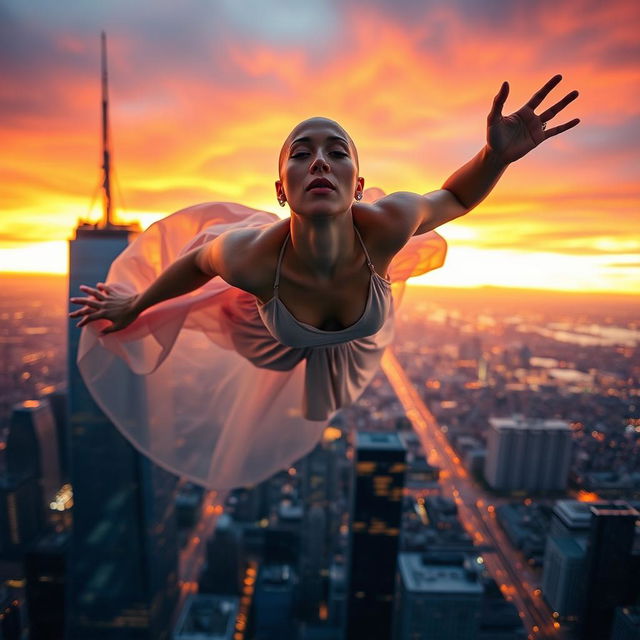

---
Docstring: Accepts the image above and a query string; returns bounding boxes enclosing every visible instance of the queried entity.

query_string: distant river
[520,323,639,347]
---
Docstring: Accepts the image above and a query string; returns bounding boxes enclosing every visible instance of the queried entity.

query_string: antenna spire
[100,31,113,227]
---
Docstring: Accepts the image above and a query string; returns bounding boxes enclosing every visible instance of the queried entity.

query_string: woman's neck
[288,210,357,280]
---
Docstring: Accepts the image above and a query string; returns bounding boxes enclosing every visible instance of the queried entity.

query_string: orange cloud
[0,0,638,292]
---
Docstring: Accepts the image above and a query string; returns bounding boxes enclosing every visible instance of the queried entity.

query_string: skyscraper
[299,435,340,621]
[549,499,598,541]
[484,416,572,492]
[199,513,244,595]
[299,504,326,619]
[9,400,61,513]
[0,585,24,640]
[67,224,179,639]
[25,530,69,640]
[65,32,179,638]
[173,594,239,640]
[40,386,70,483]
[393,552,483,640]
[611,606,640,640]
[541,535,586,620]
[346,432,406,640]
[0,402,51,557]
[251,564,297,640]
[581,502,639,640]
[541,499,601,623]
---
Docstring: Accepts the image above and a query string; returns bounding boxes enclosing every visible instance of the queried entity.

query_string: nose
[309,150,330,173]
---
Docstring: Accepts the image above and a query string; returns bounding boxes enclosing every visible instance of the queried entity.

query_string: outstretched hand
[487,74,580,164]
[69,282,140,335]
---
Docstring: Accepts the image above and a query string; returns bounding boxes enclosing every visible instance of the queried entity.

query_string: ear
[275,179,285,201]
[355,176,365,197]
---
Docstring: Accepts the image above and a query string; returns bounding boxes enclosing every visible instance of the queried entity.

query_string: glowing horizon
[1,0,639,293]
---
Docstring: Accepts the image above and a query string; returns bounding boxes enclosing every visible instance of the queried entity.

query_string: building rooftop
[398,553,483,595]
[548,535,586,558]
[489,416,570,431]
[553,499,599,529]
[260,564,294,587]
[356,432,406,451]
[173,594,238,640]
[590,502,639,518]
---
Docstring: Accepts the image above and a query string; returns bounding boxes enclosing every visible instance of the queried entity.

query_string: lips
[306,178,335,190]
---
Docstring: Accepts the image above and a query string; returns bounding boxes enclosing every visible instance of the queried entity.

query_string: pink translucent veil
[76,190,447,489]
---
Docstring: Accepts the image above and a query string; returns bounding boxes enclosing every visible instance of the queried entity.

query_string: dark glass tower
[345,432,406,640]
[66,225,179,639]
[10,400,61,514]
[25,531,69,640]
[0,402,50,557]
[581,502,639,640]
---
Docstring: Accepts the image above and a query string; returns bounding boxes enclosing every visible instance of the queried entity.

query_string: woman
[69,75,579,489]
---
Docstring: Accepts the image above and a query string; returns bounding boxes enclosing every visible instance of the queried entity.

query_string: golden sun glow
[1,1,638,294]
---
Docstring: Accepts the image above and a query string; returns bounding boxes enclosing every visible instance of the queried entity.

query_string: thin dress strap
[274,225,373,296]
[353,224,375,273]
[273,232,290,295]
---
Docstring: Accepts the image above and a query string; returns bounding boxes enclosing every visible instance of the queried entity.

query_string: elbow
[193,245,218,278]
[443,188,471,214]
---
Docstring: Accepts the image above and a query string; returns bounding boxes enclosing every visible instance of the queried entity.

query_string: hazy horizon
[4,271,638,310]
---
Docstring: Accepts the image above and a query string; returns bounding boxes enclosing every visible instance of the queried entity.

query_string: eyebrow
[291,135,350,147]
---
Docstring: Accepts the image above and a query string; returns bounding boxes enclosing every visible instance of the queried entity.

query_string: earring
[355,192,363,201]
[278,197,286,207]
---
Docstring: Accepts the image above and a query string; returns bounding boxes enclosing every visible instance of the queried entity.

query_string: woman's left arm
[405,74,580,235]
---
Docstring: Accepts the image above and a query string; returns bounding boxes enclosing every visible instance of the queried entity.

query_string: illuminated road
[381,349,564,640]
[173,489,227,623]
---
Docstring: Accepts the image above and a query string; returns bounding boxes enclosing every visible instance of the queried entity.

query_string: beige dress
[77,189,447,489]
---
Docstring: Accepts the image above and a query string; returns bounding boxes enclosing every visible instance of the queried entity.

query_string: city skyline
[1,258,638,637]
[1,0,639,293]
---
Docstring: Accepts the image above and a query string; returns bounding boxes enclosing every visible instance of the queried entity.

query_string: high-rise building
[299,435,341,622]
[484,416,572,492]
[345,432,406,640]
[581,502,639,640]
[172,594,239,640]
[250,564,296,640]
[540,499,607,623]
[9,400,61,514]
[541,535,586,620]
[549,499,598,541]
[0,402,51,557]
[392,552,483,640]
[199,514,244,595]
[24,530,69,640]
[328,561,347,630]
[40,386,70,484]
[611,606,640,640]
[67,224,179,639]
[0,585,24,640]
[299,504,326,620]
[0,472,43,558]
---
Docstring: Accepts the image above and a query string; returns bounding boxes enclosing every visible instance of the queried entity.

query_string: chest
[277,263,375,331]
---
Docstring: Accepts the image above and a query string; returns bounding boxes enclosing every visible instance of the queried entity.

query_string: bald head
[278,117,359,178]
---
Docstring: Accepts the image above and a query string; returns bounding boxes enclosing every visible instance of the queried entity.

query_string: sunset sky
[1,0,639,293]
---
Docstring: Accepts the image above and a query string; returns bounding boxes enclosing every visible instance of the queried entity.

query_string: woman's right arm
[130,244,217,315]
[69,241,220,334]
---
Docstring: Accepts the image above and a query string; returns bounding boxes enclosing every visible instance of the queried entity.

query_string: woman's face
[276,118,364,218]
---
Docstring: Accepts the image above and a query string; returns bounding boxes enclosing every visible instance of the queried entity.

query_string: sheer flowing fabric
[76,189,447,489]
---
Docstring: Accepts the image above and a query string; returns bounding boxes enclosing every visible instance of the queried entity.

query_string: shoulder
[352,191,427,254]
[199,218,289,293]
[353,189,466,254]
